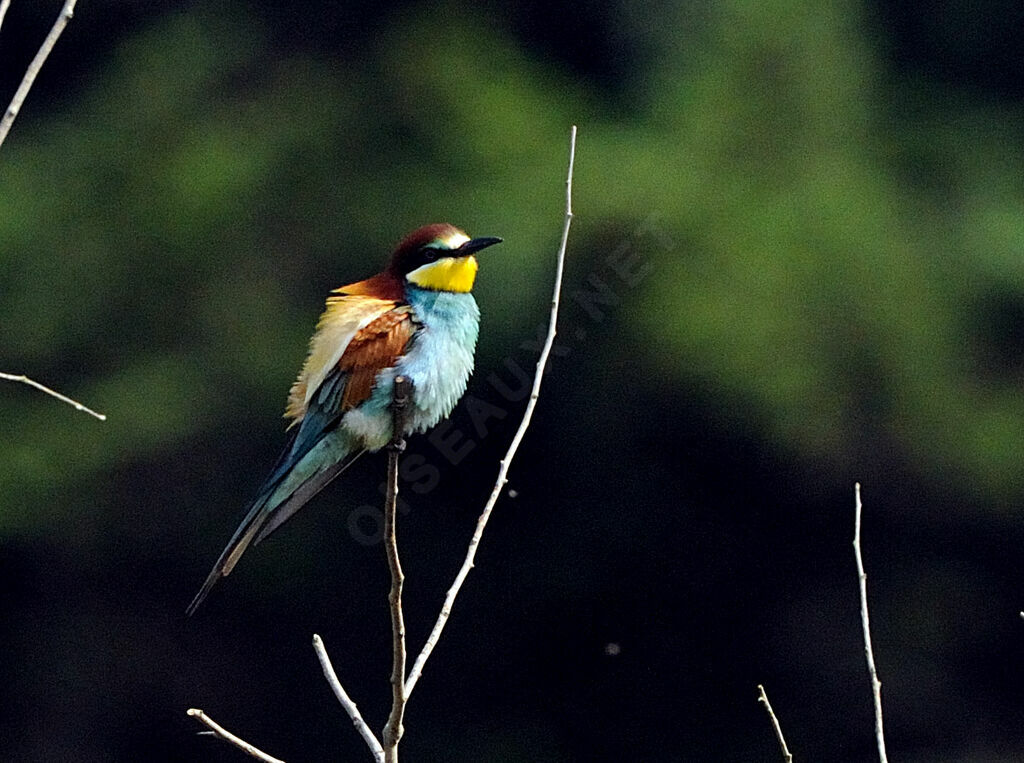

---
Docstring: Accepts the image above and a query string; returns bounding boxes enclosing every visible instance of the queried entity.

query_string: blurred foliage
[2,0,1024,760]
[2,0,1023,523]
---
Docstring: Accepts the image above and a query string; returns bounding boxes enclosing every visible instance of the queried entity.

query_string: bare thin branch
[0,0,11,34]
[382,376,412,762]
[1,372,106,420]
[186,708,285,763]
[757,684,793,763]
[0,0,78,150]
[405,125,577,698]
[853,483,889,763]
[312,634,385,762]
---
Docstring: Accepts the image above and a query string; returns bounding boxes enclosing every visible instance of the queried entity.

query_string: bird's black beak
[460,236,503,255]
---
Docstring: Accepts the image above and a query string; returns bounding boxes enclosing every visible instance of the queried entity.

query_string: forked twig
[189,127,578,761]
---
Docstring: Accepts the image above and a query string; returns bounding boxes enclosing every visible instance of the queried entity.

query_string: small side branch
[404,125,577,698]
[186,708,285,763]
[853,483,889,763]
[757,684,793,763]
[0,0,79,150]
[312,634,384,762]
[1,372,106,420]
[383,375,412,762]
[0,0,11,34]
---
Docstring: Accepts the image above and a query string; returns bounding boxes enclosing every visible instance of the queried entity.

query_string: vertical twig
[382,376,412,763]
[312,635,384,762]
[0,372,106,420]
[0,0,79,150]
[186,709,285,763]
[757,684,793,762]
[0,0,11,34]
[853,483,889,763]
[404,125,577,698]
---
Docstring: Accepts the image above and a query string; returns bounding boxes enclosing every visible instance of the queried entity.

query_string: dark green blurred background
[2,0,1023,760]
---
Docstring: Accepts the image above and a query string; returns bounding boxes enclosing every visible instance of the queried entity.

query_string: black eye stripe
[402,243,454,274]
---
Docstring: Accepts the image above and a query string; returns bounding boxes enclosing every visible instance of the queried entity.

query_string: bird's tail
[185,495,271,618]
[185,447,363,616]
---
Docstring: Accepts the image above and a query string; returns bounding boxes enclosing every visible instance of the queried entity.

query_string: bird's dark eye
[421,247,439,262]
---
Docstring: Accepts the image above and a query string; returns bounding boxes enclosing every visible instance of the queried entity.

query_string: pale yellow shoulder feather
[285,295,397,423]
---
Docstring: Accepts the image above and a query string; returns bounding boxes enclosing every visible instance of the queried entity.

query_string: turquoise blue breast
[339,286,480,450]
[400,287,480,429]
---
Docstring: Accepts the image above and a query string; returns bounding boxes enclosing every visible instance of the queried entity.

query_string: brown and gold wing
[286,294,406,422]
[336,305,417,410]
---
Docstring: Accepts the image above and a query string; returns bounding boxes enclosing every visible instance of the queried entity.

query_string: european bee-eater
[186,223,502,615]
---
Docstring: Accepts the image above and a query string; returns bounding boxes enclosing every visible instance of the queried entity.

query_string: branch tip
[0,373,106,420]
[853,483,889,763]
[313,634,385,761]
[186,707,285,763]
[404,125,576,699]
[755,684,793,763]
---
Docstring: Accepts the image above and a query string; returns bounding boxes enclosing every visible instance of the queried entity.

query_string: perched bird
[186,223,502,615]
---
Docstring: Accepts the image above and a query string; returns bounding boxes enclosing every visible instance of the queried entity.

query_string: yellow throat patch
[406,255,478,293]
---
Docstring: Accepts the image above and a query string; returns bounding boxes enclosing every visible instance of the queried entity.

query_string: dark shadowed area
[2,1,1024,760]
